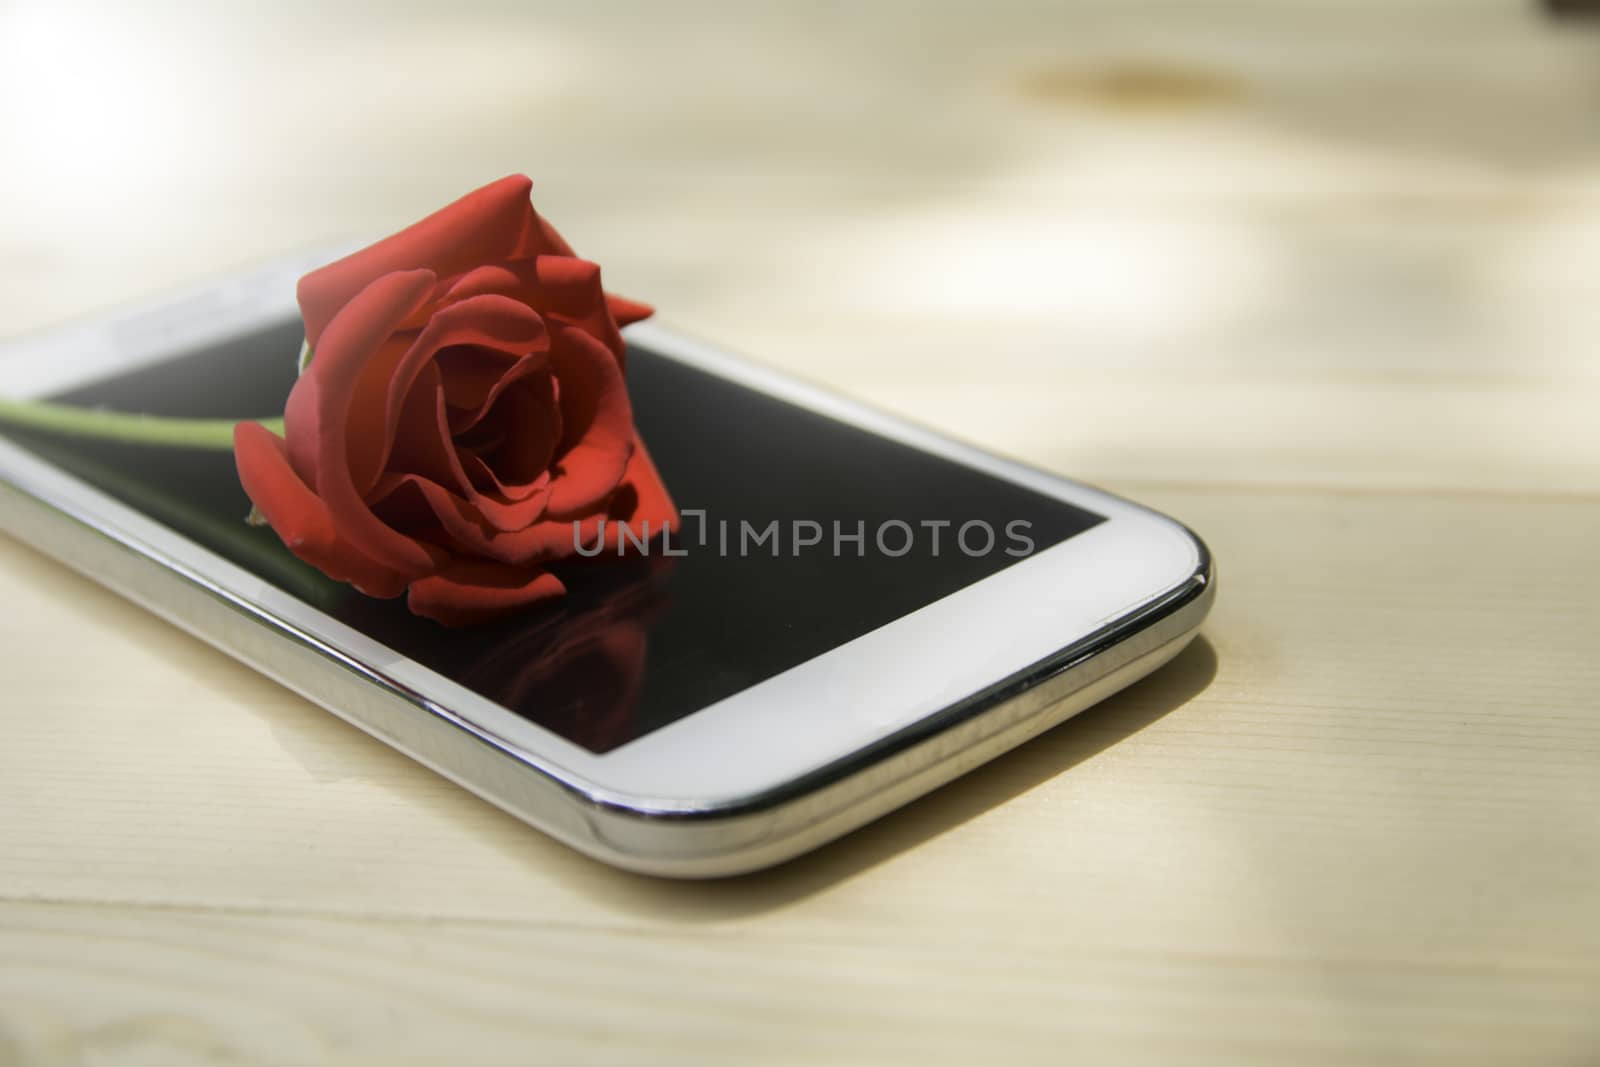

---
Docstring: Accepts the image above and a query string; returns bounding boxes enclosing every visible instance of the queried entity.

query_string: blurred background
[3,0,1596,496]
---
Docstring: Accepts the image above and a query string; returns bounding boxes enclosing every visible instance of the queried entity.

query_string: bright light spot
[1,2,188,201]
[833,210,1283,345]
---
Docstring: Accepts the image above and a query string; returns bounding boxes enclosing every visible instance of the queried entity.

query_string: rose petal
[444,255,626,365]
[461,374,562,496]
[544,325,636,517]
[368,437,662,567]
[285,269,449,576]
[298,175,576,346]
[406,561,567,627]
[370,473,505,560]
[606,293,654,328]
[485,430,680,561]
[384,370,557,533]
[388,364,468,488]
[332,293,549,498]
[612,432,678,532]
[433,345,517,422]
[323,331,419,499]
[233,421,408,598]
[438,344,553,438]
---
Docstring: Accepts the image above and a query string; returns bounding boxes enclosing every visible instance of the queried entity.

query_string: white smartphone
[0,248,1213,877]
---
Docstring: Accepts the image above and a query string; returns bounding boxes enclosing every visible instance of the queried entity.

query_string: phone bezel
[0,250,1201,813]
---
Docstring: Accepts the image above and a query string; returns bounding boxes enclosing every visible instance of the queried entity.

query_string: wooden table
[3,2,1598,1063]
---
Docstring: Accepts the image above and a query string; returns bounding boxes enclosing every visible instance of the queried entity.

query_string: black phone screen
[2,321,1104,752]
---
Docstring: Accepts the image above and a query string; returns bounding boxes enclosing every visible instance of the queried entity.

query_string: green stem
[0,396,282,449]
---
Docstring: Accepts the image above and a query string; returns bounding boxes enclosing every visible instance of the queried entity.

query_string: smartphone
[0,249,1213,877]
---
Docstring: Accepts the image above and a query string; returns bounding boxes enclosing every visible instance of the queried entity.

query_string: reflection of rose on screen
[456,558,674,752]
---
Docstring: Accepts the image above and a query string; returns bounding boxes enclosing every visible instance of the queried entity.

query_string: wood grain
[2,1,1599,1064]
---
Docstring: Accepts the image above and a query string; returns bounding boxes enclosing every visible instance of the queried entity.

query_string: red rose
[234,175,677,626]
